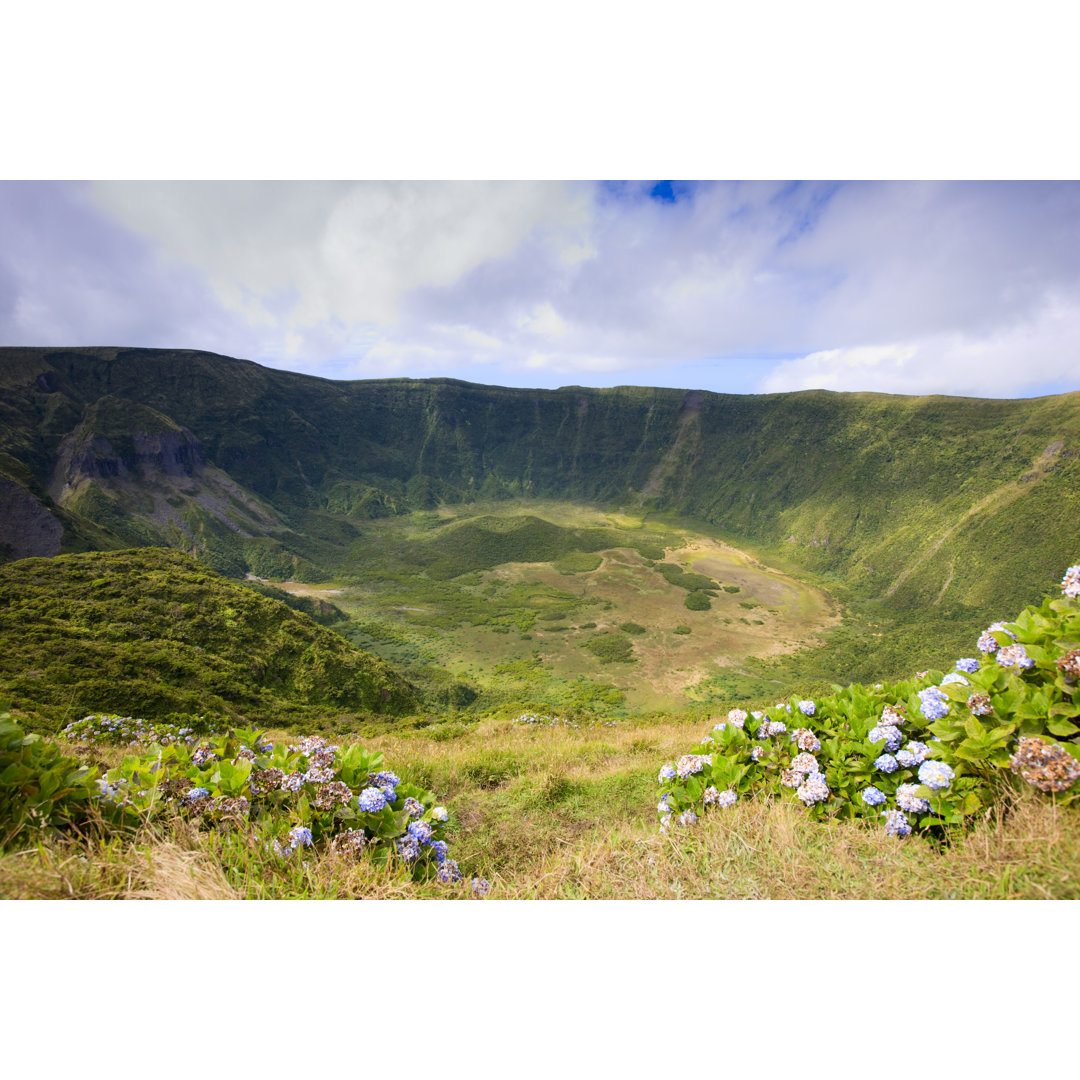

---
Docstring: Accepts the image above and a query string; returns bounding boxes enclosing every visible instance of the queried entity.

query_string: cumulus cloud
[760,296,1080,397]
[4,180,1079,396]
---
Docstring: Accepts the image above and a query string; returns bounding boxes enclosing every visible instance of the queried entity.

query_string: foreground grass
[3,716,1077,899]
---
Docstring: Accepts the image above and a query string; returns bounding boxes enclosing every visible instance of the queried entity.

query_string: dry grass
[499,787,1080,899]
[6,717,1079,900]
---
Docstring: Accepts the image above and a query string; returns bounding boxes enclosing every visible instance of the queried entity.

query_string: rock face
[0,477,62,559]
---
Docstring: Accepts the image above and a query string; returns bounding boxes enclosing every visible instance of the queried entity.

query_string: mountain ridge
[1,345,1078,617]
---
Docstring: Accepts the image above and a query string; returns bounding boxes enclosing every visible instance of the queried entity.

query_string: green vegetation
[0,549,418,731]
[2,347,1080,898]
[581,634,637,664]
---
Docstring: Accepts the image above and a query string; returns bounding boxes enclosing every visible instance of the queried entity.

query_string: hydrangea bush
[657,566,1080,838]
[63,713,213,747]
[1,712,100,850]
[84,725,469,886]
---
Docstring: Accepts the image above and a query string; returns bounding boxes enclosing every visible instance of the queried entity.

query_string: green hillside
[0,548,419,731]
[1,346,1077,619]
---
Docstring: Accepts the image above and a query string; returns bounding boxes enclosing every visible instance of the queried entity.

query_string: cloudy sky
[2,179,1078,398]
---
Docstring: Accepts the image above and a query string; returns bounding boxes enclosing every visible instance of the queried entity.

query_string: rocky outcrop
[0,477,62,559]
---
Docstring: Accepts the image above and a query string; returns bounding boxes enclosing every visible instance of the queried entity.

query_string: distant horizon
[4,341,1077,402]
[3,181,1080,402]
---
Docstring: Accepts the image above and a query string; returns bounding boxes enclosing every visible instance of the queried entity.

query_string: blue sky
[3,179,1079,398]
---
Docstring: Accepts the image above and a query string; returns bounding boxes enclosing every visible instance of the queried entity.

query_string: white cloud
[760,298,1080,397]
[81,180,1080,396]
[90,180,591,329]
[516,302,569,338]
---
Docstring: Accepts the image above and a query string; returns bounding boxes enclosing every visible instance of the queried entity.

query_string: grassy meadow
[5,711,1077,900]
[273,500,844,714]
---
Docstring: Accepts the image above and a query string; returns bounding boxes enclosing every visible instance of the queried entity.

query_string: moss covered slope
[0,548,419,730]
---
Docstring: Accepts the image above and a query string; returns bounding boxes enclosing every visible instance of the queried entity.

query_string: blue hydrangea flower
[678,809,699,827]
[396,835,421,861]
[429,840,449,863]
[288,826,313,847]
[997,644,1035,669]
[471,877,491,896]
[918,760,955,790]
[403,796,425,818]
[182,786,210,804]
[369,770,401,788]
[869,726,903,752]
[882,809,912,837]
[955,658,980,673]
[798,700,816,717]
[701,787,720,805]
[716,790,737,809]
[896,784,930,814]
[658,794,674,814]
[676,755,706,779]
[906,741,931,764]
[978,621,1016,654]
[658,763,677,782]
[431,806,449,822]
[861,786,886,807]
[357,787,388,813]
[875,754,899,773]
[1061,565,1080,599]
[436,860,463,884]
[895,750,917,768]
[407,820,434,845]
[919,697,950,721]
[797,773,829,806]
[941,672,969,686]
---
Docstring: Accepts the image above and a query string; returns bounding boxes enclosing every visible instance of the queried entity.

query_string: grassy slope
[0,547,419,731]
[4,714,1076,899]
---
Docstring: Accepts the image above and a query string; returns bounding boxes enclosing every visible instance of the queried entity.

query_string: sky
[3,178,1080,399]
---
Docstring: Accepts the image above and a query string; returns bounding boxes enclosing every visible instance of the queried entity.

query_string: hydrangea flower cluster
[1009,737,1080,793]
[996,644,1035,669]
[917,687,950,721]
[676,754,710,778]
[511,712,622,730]
[796,773,829,806]
[63,714,207,748]
[895,784,930,814]
[918,760,955,790]
[1062,565,1080,599]
[869,725,903,752]
[977,621,1016,654]
[792,728,822,753]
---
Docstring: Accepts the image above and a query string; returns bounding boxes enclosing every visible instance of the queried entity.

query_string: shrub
[79,724,464,883]
[581,634,636,664]
[619,622,647,635]
[657,565,1080,839]
[684,591,712,611]
[1,713,100,851]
